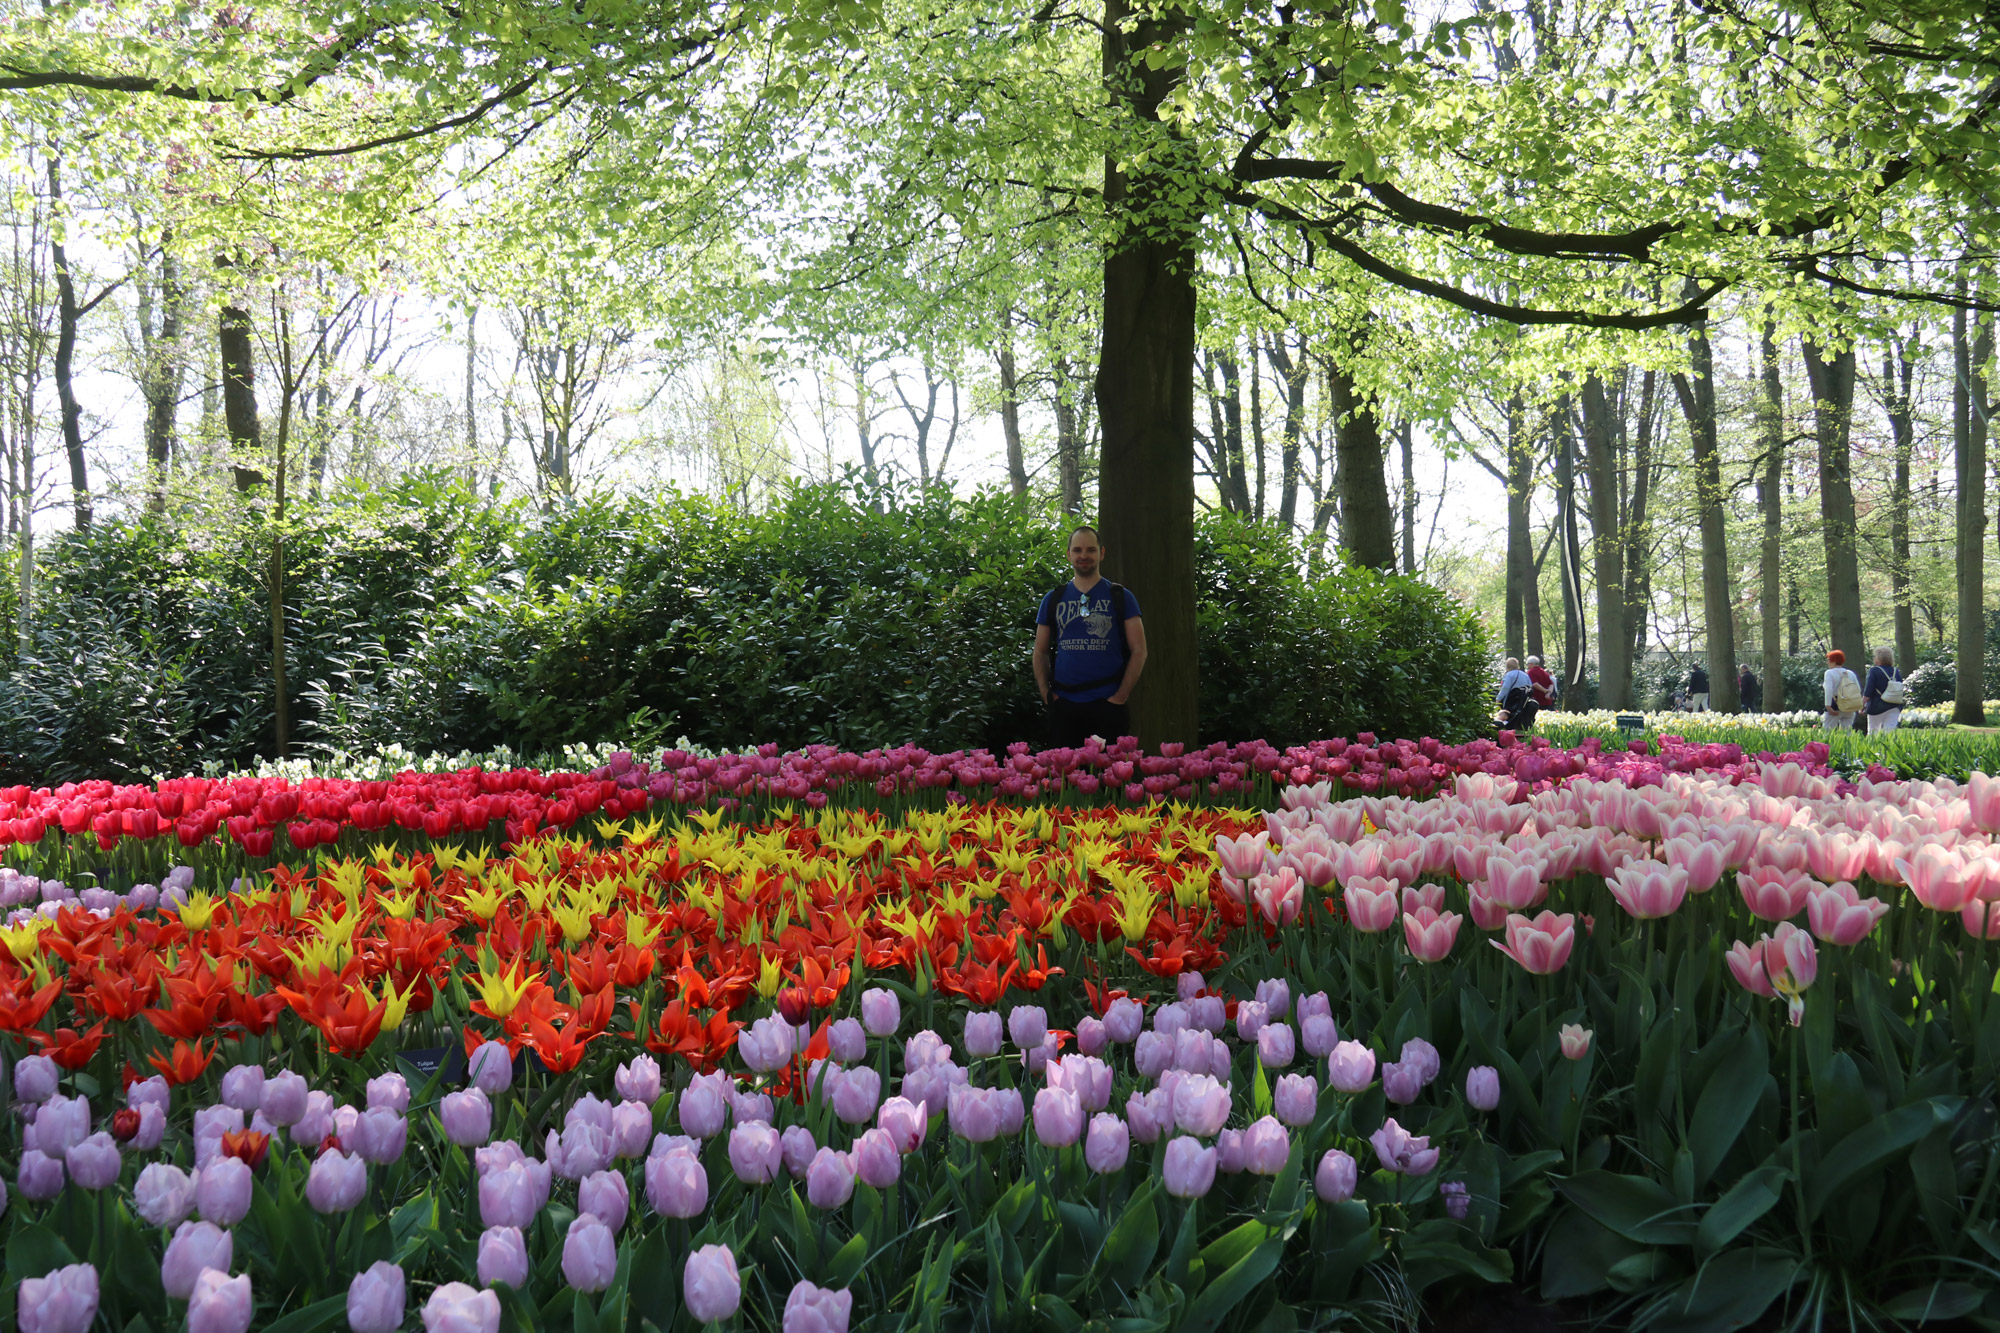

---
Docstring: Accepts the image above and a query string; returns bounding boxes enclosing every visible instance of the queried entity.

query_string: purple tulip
[783,1280,853,1333]
[1074,1015,1107,1056]
[1442,1180,1471,1219]
[831,1066,881,1125]
[1153,1002,1190,1038]
[1084,1113,1130,1174]
[877,1096,927,1154]
[1370,1118,1440,1176]
[32,1094,89,1156]
[467,1042,513,1095]
[189,1268,252,1333]
[349,1109,408,1165]
[476,1227,529,1289]
[782,1125,818,1178]
[609,1100,651,1160]
[1328,1041,1377,1094]
[305,1148,365,1214]
[547,1122,610,1181]
[133,1163,196,1228]
[806,1147,855,1209]
[730,1086,774,1125]
[905,1030,951,1069]
[1300,1013,1339,1059]
[64,1133,119,1191]
[477,1160,540,1229]
[1133,1031,1172,1081]
[1163,1135,1218,1198]
[1033,1086,1084,1147]
[737,1016,795,1072]
[562,1214,617,1292]
[615,1054,661,1105]
[1258,1023,1296,1069]
[16,1149,61,1202]
[1170,1074,1231,1138]
[161,1222,233,1300]
[1125,1088,1170,1144]
[1297,991,1332,1025]
[853,1128,901,1189]
[1273,1073,1318,1127]
[1188,995,1225,1034]
[683,1245,741,1324]
[220,1065,265,1114]
[579,1170,630,1232]
[861,987,901,1037]
[17,1263,99,1333]
[1398,1038,1441,1086]
[1177,972,1205,1002]
[679,1072,729,1139]
[947,1086,1002,1143]
[1235,1000,1269,1043]
[826,1018,867,1065]
[196,1156,253,1226]
[420,1283,501,1333]
[347,1261,406,1333]
[259,1071,308,1128]
[962,1011,1002,1057]
[729,1122,783,1184]
[1241,1116,1290,1175]
[566,1095,614,1137]
[12,1054,57,1104]
[644,1147,708,1219]
[441,1089,492,1148]
[1466,1066,1501,1112]
[127,1075,171,1112]
[366,1073,410,1115]
[1007,1006,1047,1050]
[1382,1060,1424,1106]
[1104,998,1144,1044]
[1255,978,1292,1019]
[292,1092,334,1148]
[1315,1149,1358,1203]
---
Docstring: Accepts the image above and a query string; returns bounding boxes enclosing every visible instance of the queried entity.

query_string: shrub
[1903,657,1957,707]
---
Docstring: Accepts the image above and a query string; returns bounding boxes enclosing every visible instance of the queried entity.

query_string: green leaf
[255,1294,350,1333]
[1096,1180,1159,1293]
[825,1233,868,1289]
[1803,1099,1953,1222]
[1879,1282,1988,1321]
[1540,1209,1645,1300]
[1685,1028,1770,1190]
[1695,1164,1789,1257]
[1558,1171,1697,1246]
[1639,1247,1799,1333]
[1178,1232,1284,1333]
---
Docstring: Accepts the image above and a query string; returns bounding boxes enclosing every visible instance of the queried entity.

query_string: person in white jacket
[1822,649,1861,730]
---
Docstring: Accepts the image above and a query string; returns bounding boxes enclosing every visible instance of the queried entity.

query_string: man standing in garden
[1034,526,1147,747]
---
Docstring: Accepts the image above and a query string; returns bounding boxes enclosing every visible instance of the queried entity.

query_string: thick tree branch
[217,72,544,160]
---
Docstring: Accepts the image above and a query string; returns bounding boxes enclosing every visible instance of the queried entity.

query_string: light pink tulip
[1402,907,1462,962]
[1963,900,2000,940]
[1608,862,1689,920]
[1482,855,1546,911]
[1661,837,1725,893]
[1726,941,1778,998]
[1806,881,1889,946]
[1491,912,1574,974]
[1250,868,1303,926]
[1558,1024,1593,1060]
[1736,867,1814,921]
[1898,848,1977,912]
[1400,883,1444,915]
[1342,877,1401,933]
[1968,772,2000,835]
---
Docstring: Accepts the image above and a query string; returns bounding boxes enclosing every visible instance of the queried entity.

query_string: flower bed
[2,759,1998,1330]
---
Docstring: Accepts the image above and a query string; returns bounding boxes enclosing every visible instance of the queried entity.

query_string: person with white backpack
[1822,649,1864,730]
[1863,645,1905,734]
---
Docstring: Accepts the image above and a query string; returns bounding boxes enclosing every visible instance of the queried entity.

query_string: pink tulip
[1736,866,1815,921]
[1968,771,2000,834]
[1214,831,1272,883]
[1251,868,1303,926]
[1806,882,1889,946]
[1559,1024,1593,1060]
[784,1281,853,1333]
[1492,912,1575,974]
[1343,877,1401,933]
[1761,923,1818,1024]
[1898,848,1978,912]
[1400,883,1444,915]
[1402,907,1462,962]
[1963,900,2000,940]
[1804,830,1869,883]
[1482,855,1546,910]
[421,1284,501,1333]
[1726,941,1778,998]
[1608,862,1689,920]
[1661,837,1725,893]
[1466,884,1511,930]
[1162,1135,1218,1198]
[684,1245,741,1324]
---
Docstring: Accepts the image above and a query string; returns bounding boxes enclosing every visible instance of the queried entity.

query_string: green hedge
[0,478,1490,783]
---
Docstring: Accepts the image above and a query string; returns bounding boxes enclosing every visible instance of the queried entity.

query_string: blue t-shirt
[1864,664,1901,716]
[1037,580,1142,702]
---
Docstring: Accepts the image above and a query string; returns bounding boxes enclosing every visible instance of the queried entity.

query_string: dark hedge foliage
[0,477,1490,783]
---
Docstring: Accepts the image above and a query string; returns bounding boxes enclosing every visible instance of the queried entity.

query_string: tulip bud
[1315,1149,1358,1203]
[1465,1066,1501,1112]
[683,1245,741,1324]
[347,1262,406,1333]
[860,987,901,1038]
[615,1054,662,1105]
[196,1156,253,1226]
[467,1042,513,1095]
[561,1214,618,1293]
[476,1227,530,1289]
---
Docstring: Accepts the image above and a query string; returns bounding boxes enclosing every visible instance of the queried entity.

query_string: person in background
[1823,650,1862,730]
[1034,525,1147,747]
[1686,662,1710,711]
[1737,663,1760,713]
[1863,645,1904,734]
[1525,655,1555,709]
[1496,657,1531,709]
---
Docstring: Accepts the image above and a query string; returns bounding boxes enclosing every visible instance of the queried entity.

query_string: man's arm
[1033,624,1054,704]
[1108,617,1147,706]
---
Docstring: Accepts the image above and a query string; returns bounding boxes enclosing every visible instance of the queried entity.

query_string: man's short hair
[1525,656,1541,666]
[1068,525,1101,545]
[1504,657,1520,670]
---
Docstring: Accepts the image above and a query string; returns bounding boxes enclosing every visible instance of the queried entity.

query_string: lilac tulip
[33,1095,89,1156]
[737,1016,794,1072]
[1255,978,1292,1019]
[1328,1041,1376,1094]
[729,1122,783,1184]
[350,1109,408,1165]
[905,1030,951,1068]
[683,1245,741,1324]
[1258,1023,1296,1069]
[189,1269,252,1333]
[962,1011,1003,1057]
[806,1147,855,1209]
[260,1072,308,1128]
[12,1054,57,1104]
[1188,995,1225,1034]
[1466,1066,1501,1112]
[1382,1060,1424,1106]
[609,1100,651,1160]
[196,1156,253,1226]
[1171,1074,1231,1138]
[615,1054,662,1105]
[441,1089,492,1147]
[1235,1000,1269,1043]
[831,1066,881,1125]
[679,1072,729,1139]
[1215,1128,1246,1174]
[1399,1038,1441,1085]
[220,1065,265,1114]
[1163,1135,1218,1198]
[947,1086,1002,1143]
[1442,1180,1471,1219]
[477,1160,540,1229]
[64,1133,119,1191]
[1125,1088,1170,1144]
[1033,1086,1084,1147]
[547,1122,610,1181]
[476,1227,530,1289]
[730,1086,774,1125]
[1272,1073,1318,1127]
[366,1073,410,1115]
[1315,1149,1358,1203]
[1103,997,1144,1044]
[1301,1013,1339,1059]
[307,1149,367,1215]
[853,1128,901,1189]
[1084,1113,1130,1174]
[18,1263,99,1333]
[161,1222,233,1300]
[579,1170,630,1232]
[292,1092,335,1148]
[1007,1006,1047,1050]
[347,1262,406,1333]
[18,1148,63,1201]
[782,1126,818,1178]
[826,1018,867,1065]
[134,1163,196,1228]
[562,1214,618,1292]
[783,1281,853,1333]
[467,1042,512,1095]
[1075,1015,1108,1057]
[127,1075,171,1113]
[1153,1002,1190,1038]
[645,1146,708,1219]
[421,1283,501,1333]
[1370,1118,1440,1176]
[1133,1031,1172,1081]
[877,1096,928,1155]
[1241,1116,1290,1175]
[861,987,901,1037]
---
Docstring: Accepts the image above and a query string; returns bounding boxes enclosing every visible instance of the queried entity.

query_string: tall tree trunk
[1956,294,1991,724]
[1266,331,1307,529]
[1327,357,1395,569]
[270,308,293,759]
[1758,322,1787,710]
[1803,336,1865,667]
[1398,421,1416,574]
[1249,346,1266,522]
[1054,359,1085,515]
[1527,524,1553,666]
[1884,330,1918,673]
[45,155,88,532]
[1554,399,1588,694]
[850,361,880,498]
[1200,353,1250,514]
[1673,315,1740,712]
[140,239,184,514]
[219,301,264,489]
[1096,0,1197,745]
[1504,393,1532,660]
[1624,371,1656,670]
[998,316,1028,500]
[1580,373,1628,707]
[464,305,479,492]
